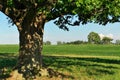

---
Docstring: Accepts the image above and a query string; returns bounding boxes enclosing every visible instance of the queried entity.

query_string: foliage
[65,40,88,45]
[53,0,120,30]
[44,41,51,45]
[102,37,113,44]
[88,32,101,44]
[115,40,120,45]
[57,41,63,45]
[0,0,120,30]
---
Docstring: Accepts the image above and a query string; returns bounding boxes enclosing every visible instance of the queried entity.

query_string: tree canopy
[0,0,120,31]
[102,36,113,44]
[88,32,101,44]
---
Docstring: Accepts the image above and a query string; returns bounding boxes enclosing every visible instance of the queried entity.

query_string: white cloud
[99,33,113,40]
[106,34,113,39]
[99,33,105,40]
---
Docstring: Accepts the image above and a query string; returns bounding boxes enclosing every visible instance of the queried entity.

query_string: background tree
[116,40,120,45]
[88,32,101,44]
[0,0,120,79]
[44,41,51,45]
[102,37,113,44]
[57,41,63,45]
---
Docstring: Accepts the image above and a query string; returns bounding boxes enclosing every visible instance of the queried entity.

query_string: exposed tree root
[7,68,74,80]
[7,70,23,80]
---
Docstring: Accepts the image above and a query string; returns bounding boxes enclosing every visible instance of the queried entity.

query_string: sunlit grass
[0,45,19,53]
[43,56,120,80]
[43,44,120,56]
[0,44,120,80]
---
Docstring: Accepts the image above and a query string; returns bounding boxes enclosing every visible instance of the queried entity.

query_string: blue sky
[0,12,120,44]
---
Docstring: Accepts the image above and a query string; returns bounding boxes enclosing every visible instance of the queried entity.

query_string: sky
[0,12,120,44]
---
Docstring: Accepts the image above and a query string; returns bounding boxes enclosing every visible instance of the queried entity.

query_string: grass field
[0,44,120,80]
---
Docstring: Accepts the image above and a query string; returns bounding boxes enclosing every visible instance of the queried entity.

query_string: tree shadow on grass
[0,53,74,79]
[0,53,17,79]
[43,55,120,77]
[43,55,120,68]
[0,54,120,79]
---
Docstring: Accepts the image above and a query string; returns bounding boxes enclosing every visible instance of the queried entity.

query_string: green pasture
[0,44,120,80]
[0,45,18,54]
[43,44,120,57]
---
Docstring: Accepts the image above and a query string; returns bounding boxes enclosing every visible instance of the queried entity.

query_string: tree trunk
[9,13,47,80]
[18,31,43,78]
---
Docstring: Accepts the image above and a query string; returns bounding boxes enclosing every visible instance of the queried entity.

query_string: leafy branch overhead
[0,0,120,31]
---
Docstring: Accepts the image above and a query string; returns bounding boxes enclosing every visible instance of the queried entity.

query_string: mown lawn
[0,44,120,80]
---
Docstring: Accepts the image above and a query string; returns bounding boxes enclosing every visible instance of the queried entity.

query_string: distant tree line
[44,32,120,45]
[56,40,88,45]
[116,40,120,45]
[43,41,51,45]
[65,40,88,45]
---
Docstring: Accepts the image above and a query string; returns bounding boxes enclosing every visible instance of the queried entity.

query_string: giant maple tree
[0,0,120,79]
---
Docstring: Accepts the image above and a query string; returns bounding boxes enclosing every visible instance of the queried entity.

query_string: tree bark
[17,31,43,78]
[10,13,46,79]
